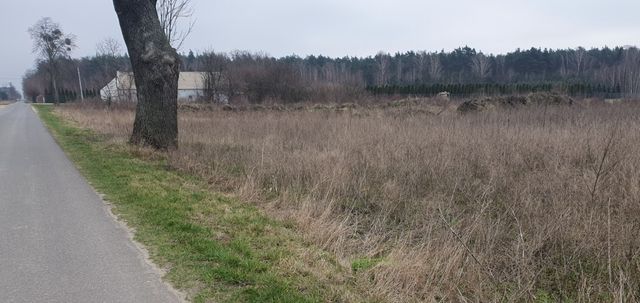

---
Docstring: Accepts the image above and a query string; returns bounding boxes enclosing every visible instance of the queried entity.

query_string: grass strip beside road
[35,105,363,303]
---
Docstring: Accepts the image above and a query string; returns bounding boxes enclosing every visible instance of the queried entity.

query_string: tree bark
[48,56,60,105]
[113,0,180,149]
[51,72,60,105]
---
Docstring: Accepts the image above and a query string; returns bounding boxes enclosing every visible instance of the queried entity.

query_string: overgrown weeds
[56,100,640,302]
[36,105,371,303]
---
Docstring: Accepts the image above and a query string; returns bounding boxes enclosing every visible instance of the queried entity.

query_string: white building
[100,71,215,102]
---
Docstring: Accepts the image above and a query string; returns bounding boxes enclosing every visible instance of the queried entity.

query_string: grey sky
[2,0,639,92]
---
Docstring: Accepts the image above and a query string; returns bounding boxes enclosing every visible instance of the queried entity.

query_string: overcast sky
[2,0,639,92]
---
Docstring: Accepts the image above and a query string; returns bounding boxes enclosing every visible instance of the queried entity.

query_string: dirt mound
[458,93,573,113]
[526,92,574,106]
[458,95,527,112]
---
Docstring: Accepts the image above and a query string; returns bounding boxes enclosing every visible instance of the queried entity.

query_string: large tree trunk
[48,60,60,105]
[51,75,60,105]
[113,0,180,149]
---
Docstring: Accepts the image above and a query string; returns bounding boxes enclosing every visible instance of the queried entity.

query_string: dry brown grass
[57,100,640,302]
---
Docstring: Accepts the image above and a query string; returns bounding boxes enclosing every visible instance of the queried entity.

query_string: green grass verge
[35,105,364,303]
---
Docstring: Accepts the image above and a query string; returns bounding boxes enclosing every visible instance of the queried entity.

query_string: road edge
[32,104,189,303]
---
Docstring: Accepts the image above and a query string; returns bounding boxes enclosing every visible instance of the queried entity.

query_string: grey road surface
[0,102,183,303]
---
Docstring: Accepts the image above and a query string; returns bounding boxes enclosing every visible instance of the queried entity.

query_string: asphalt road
[0,102,183,303]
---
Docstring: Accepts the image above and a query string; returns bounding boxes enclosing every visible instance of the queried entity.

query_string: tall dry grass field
[58,101,640,302]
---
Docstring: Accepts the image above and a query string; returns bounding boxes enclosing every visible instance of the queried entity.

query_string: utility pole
[77,67,84,102]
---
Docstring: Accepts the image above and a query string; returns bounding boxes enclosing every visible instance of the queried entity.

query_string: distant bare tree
[494,55,507,82]
[395,57,403,84]
[428,54,442,81]
[96,38,125,105]
[321,61,337,83]
[96,38,123,57]
[375,52,390,86]
[621,48,640,96]
[471,53,492,80]
[414,51,428,83]
[559,53,570,79]
[28,17,76,104]
[572,47,590,77]
[597,65,622,91]
[200,51,229,103]
[157,0,195,49]
[22,69,46,101]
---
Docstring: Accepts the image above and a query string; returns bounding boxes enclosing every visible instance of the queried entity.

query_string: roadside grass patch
[35,105,367,303]
[351,257,384,274]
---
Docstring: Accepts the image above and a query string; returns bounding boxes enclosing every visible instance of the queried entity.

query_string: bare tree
[96,38,126,105]
[96,38,124,57]
[22,69,46,101]
[113,0,181,149]
[428,54,442,81]
[28,18,76,104]
[494,55,507,82]
[572,47,590,77]
[395,56,403,84]
[559,53,570,79]
[621,48,640,97]
[200,51,229,103]
[375,52,390,86]
[414,51,428,83]
[471,53,492,81]
[157,0,195,50]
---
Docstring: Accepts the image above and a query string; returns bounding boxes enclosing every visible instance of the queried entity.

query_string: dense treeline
[23,46,640,103]
[23,55,130,102]
[184,46,640,102]
[0,84,21,100]
[334,46,639,88]
[41,88,101,103]
[368,82,624,99]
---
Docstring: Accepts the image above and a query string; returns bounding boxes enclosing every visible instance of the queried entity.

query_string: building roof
[112,71,206,90]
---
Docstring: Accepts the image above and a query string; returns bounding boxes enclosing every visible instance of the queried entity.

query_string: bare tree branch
[157,0,195,50]
[96,38,124,57]
[471,53,493,81]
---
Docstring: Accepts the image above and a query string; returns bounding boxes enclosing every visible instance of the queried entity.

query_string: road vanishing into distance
[0,102,182,303]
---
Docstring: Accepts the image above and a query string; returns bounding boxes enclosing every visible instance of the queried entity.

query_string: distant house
[100,71,223,102]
